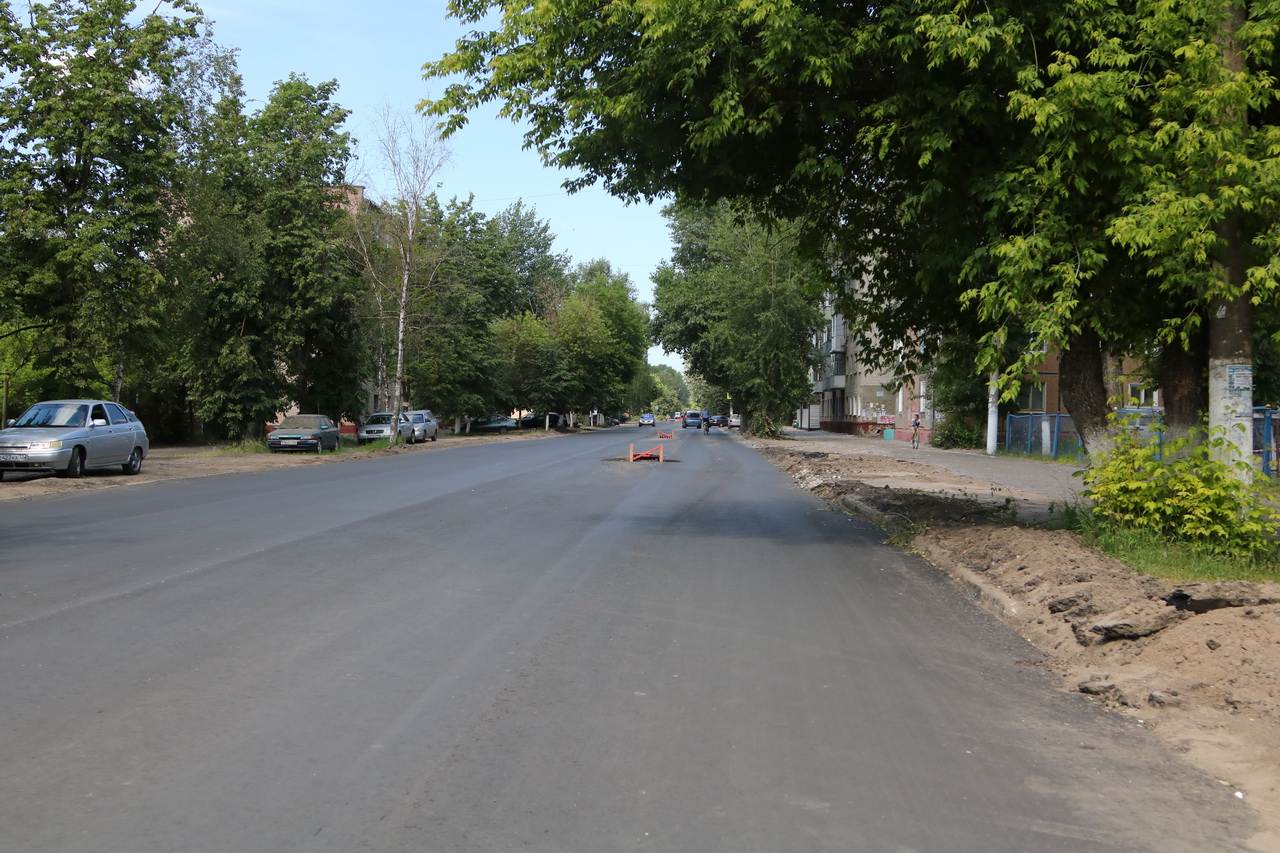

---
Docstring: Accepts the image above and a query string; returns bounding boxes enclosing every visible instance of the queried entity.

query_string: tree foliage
[651,202,823,435]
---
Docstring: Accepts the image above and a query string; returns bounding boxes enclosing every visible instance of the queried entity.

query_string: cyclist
[703,409,711,434]
[910,412,922,449]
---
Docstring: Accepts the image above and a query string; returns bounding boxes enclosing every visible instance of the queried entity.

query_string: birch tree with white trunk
[352,110,450,445]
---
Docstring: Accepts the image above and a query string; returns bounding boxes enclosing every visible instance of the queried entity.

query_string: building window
[1019,383,1046,411]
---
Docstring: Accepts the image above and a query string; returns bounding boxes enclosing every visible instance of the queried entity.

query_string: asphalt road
[0,425,1254,852]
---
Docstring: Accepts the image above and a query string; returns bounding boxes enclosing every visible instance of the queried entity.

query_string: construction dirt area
[0,429,565,504]
[753,430,1280,851]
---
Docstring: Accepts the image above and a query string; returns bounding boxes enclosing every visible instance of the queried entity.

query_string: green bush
[1082,425,1279,558]
[930,417,984,449]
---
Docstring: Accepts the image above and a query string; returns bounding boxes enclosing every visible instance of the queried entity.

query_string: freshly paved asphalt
[0,425,1254,852]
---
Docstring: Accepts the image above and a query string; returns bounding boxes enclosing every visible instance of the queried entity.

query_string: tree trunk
[1208,2,1254,476]
[1160,327,1208,439]
[388,256,411,445]
[1059,326,1113,457]
[985,370,999,456]
[112,361,124,403]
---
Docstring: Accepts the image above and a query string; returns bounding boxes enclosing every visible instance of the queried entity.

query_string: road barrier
[628,443,665,463]
[657,430,674,439]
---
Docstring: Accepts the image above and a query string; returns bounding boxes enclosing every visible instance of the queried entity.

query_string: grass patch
[342,438,389,453]
[209,439,271,456]
[1068,507,1280,583]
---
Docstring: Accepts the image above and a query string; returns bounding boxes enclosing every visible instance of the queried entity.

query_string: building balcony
[813,373,846,392]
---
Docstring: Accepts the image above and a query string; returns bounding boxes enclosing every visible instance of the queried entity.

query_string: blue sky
[202,0,680,369]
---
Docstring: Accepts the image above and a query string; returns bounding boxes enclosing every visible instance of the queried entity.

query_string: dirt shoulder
[752,434,1280,851]
[0,428,567,503]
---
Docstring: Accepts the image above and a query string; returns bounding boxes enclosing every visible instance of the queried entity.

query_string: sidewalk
[751,428,1085,519]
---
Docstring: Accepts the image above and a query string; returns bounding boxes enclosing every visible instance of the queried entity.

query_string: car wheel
[60,447,85,479]
[121,448,143,475]
[499,426,508,435]
[431,431,438,442]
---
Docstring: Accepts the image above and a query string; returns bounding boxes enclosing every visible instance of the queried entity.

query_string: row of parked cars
[0,397,581,482]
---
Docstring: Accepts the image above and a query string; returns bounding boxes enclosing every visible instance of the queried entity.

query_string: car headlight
[28,440,62,450]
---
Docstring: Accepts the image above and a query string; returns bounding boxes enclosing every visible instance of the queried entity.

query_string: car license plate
[0,453,23,461]
[281,440,298,446]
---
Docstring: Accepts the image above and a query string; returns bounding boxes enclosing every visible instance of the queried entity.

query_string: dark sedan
[267,415,341,452]
[469,415,518,434]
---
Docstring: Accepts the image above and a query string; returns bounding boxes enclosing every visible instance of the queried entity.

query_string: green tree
[650,364,690,407]
[0,0,201,399]
[249,75,363,425]
[652,202,823,435]
[492,311,557,423]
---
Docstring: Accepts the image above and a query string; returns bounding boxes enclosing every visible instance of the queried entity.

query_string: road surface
[0,425,1253,851]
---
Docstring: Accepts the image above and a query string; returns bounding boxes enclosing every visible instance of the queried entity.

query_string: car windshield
[366,414,391,425]
[278,416,323,429]
[412,414,425,423]
[15,403,88,428]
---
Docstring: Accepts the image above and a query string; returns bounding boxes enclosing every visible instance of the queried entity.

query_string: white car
[728,413,742,428]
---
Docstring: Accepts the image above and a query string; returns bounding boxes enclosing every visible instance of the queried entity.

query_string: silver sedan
[0,399,149,480]
[357,412,413,444]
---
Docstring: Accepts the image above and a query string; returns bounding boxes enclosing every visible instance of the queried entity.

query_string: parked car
[358,412,413,444]
[728,413,742,428]
[469,415,518,434]
[682,410,703,429]
[638,412,656,427]
[518,412,562,429]
[0,399,149,480]
[708,414,728,427]
[407,410,440,443]
[268,414,340,452]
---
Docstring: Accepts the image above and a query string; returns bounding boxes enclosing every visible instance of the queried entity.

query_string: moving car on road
[0,399,149,480]
[407,410,440,443]
[469,415,518,434]
[681,410,702,429]
[638,412,656,427]
[268,415,340,452]
[358,412,413,444]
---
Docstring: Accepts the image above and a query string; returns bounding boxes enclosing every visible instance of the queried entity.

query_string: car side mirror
[91,418,109,427]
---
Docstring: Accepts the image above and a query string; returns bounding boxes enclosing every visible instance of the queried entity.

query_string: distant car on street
[728,413,742,428]
[469,415,518,434]
[638,412,656,427]
[682,410,702,429]
[358,412,413,444]
[268,414,340,452]
[0,399,149,480]
[407,410,439,443]
[708,414,728,427]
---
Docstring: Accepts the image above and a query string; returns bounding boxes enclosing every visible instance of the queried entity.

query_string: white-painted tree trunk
[985,370,999,456]
[388,254,411,446]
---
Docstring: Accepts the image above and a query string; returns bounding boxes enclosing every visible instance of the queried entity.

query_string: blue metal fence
[1254,407,1275,477]
[1004,412,1085,460]
[1005,407,1279,475]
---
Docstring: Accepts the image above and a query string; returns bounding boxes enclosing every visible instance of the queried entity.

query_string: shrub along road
[0,425,1255,851]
